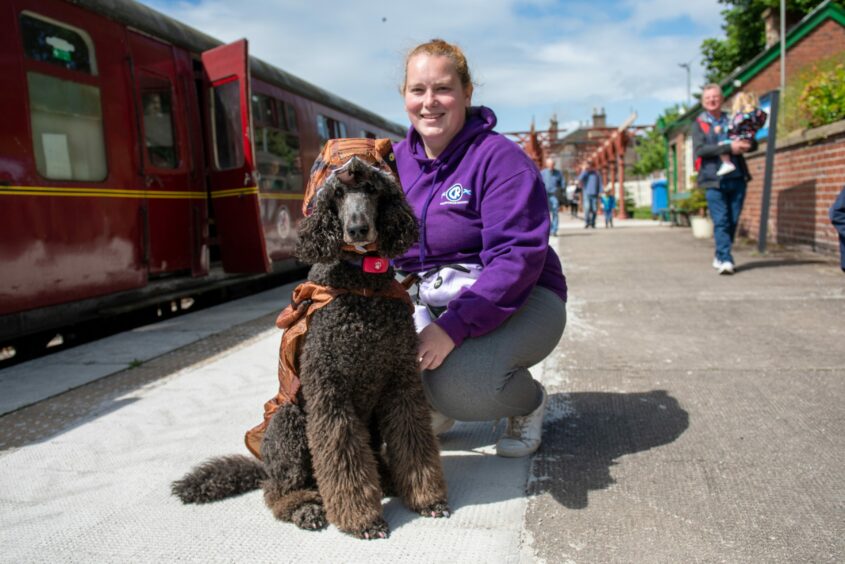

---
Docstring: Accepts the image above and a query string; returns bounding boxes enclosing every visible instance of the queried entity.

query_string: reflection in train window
[254,128,303,193]
[211,79,244,170]
[27,71,107,181]
[285,104,298,132]
[316,114,348,143]
[140,75,179,169]
[361,130,377,139]
[251,93,275,127]
[20,13,97,75]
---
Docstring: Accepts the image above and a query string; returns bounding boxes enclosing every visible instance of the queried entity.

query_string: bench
[669,192,691,227]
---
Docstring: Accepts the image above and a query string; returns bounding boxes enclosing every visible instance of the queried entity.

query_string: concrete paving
[1,213,843,563]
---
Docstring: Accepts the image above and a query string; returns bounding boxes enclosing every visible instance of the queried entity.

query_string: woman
[393,39,567,457]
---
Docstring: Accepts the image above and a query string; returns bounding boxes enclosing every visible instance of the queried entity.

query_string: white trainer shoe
[718,261,735,275]
[430,410,455,436]
[712,258,722,270]
[496,383,547,458]
[717,161,736,176]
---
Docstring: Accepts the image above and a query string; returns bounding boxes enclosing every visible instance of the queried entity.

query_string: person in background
[717,91,767,176]
[577,163,602,228]
[393,38,567,458]
[830,187,845,272]
[601,190,616,228]
[566,183,579,217]
[541,157,564,236]
[692,84,755,275]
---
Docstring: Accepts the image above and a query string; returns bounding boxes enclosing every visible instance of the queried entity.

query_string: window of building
[20,13,97,75]
[27,71,107,181]
[211,79,244,170]
[140,73,179,169]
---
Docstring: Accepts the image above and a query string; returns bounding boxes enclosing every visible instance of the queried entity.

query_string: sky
[141,0,726,135]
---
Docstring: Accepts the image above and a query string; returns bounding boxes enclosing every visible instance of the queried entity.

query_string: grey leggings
[423,285,566,421]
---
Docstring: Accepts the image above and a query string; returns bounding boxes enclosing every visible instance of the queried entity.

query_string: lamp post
[679,61,692,108]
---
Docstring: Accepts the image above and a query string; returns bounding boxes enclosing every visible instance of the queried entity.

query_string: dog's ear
[295,183,343,264]
[375,171,419,258]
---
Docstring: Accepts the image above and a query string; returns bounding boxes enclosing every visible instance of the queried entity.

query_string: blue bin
[651,179,669,220]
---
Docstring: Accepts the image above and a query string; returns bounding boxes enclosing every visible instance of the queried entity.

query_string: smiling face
[403,53,472,159]
[702,87,724,117]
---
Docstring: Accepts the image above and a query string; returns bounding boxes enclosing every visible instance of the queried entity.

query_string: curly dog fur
[172,158,449,539]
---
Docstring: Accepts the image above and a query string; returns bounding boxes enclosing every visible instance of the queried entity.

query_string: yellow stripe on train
[0,186,304,200]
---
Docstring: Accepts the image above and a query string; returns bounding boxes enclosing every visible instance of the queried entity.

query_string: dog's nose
[346,223,370,240]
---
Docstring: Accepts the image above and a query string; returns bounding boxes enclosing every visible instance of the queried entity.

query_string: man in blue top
[577,163,603,228]
[541,157,564,236]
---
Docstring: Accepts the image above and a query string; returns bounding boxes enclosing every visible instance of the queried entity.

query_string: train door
[127,31,207,276]
[200,39,270,273]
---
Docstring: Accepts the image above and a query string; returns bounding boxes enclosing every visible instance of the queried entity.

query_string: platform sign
[755,93,773,141]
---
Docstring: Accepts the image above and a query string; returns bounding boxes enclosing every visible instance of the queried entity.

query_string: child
[718,91,768,176]
[601,191,616,228]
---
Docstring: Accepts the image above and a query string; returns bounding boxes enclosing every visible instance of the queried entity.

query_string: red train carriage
[0,0,405,346]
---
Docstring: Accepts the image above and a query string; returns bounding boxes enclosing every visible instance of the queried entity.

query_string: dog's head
[296,155,419,264]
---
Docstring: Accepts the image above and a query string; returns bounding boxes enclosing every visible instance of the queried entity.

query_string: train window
[20,13,97,75]
[251,94,275,127]
[361,130,377,139]
[27,72,107,181]
[285,104,298,132]
[210,79,244,170]
[140,75,179,169]
[316,114,348,143]
[254,128,303,193]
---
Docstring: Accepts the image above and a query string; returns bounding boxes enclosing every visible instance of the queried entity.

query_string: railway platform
[1,214,843,563]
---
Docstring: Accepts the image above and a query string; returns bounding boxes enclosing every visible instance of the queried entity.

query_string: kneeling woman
[393,39,568,457]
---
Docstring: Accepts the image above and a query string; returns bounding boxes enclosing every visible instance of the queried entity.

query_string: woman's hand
[418,323,455,371]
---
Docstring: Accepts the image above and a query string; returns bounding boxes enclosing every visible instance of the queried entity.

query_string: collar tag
[362,256,388,273]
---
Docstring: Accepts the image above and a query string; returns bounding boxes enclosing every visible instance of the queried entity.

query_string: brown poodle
[172,151,449,539]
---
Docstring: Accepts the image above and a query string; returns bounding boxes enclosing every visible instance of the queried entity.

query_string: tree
[631,105,683,177]
[700,0,843,84]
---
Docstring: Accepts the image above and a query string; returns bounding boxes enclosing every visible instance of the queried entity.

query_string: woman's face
[404,53,471,158]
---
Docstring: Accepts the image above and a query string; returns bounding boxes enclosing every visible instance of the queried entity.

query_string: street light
[678,61,692,108]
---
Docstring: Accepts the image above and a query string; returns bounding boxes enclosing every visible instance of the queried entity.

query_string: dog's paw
[419,501,451,518]
[349,517,389,540]
[292,502,328,531]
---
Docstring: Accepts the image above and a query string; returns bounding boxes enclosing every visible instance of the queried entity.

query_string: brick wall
[728,19,845,104]
[740,120,845,253]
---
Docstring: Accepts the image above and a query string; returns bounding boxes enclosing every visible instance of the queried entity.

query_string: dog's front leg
[304,388,387,539]
[378,368,450,518]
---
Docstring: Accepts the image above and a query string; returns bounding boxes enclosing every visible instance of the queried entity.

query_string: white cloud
[143,0,722,130]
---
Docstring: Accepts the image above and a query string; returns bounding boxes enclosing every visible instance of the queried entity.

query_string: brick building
[664,0,845,253]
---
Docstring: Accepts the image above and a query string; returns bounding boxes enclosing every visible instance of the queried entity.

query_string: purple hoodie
[393,106,567,347]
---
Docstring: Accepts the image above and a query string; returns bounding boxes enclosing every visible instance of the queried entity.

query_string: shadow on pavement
[529,390,689,509]
[735,259,829,273]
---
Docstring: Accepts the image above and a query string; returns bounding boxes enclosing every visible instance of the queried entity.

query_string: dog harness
[244,279,414,459]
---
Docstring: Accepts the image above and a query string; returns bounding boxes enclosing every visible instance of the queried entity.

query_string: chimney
[592,107,606,128]
[762,8,780,48]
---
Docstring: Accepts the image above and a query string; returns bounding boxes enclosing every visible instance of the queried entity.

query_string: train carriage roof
[74,0,406,138]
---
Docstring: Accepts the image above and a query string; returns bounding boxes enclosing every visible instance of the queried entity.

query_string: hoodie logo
[441,183,472,205]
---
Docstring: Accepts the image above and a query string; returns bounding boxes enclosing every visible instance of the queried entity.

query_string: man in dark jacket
[693,84,756,275]
[830,187,845,272]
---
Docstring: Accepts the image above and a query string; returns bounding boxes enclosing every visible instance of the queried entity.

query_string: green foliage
[632,105,683,177]
[632,206,654,219]
[677,188,709,215]
[799,63,845,127]
[700,0,842,84]
[779,53,845,133]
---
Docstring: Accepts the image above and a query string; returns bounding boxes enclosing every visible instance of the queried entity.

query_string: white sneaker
[717,161,736,176]
[496,383,547,458]
[712,258,722,270]
[430,410,455,436]
[718,261,735,275]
